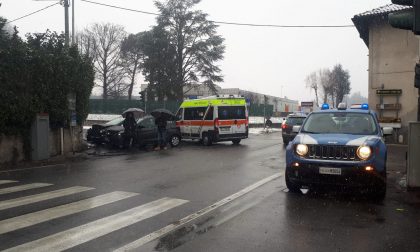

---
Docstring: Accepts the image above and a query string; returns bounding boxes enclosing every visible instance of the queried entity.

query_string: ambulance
[176,96,249,145]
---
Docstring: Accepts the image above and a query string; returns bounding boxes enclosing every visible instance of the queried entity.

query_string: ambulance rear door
[217,106,247,135]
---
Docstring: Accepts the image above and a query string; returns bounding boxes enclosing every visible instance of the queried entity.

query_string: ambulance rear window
[218,106,246,120]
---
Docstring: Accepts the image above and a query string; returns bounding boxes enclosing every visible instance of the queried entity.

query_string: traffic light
[139,91,145,101]
[388,0,420,35]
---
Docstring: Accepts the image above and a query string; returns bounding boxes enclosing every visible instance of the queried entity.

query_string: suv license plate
[319,167,341,175]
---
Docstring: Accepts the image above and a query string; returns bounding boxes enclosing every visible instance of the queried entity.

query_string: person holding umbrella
[122,112,137,148]
[121,108,144,148]
[151,109,176,150]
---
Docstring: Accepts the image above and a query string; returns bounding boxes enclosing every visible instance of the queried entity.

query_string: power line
[80,0,355,28]
[6,2,60,24]
[81,0,159,16]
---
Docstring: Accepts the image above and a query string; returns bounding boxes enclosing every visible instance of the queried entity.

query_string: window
[205,107,214,120]
[218,106,246,120]
[138,117,155,129]
[184,107,207,120]
[104,117,124,126]
[285,117,305,126]
[176,108,183,121]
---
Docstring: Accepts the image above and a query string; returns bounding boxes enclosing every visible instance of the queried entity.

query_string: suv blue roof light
[361,103,369,110]
[321,103,330,110]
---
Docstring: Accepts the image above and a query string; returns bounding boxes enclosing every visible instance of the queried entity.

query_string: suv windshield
[302,112,378,135]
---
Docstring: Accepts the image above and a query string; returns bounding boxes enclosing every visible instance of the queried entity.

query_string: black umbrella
[122,108,145,119]
[151,108,176,121]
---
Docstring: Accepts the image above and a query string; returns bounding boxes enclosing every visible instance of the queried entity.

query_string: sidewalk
[0,152,89,172]
[386,144,420,207]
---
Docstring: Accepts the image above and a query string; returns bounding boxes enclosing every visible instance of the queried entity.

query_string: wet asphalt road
[0,132,420,251]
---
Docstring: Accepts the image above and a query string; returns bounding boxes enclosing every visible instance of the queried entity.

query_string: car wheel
[232,139,241,145]
[285,173,301,193]
[202,133,212,146]
[169,135,181,147]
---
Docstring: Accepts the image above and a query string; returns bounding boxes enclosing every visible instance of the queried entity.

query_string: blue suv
[285,104,393,200]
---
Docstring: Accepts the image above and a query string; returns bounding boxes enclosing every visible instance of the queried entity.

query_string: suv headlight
[296,144,308,156]
[357,146,371,160]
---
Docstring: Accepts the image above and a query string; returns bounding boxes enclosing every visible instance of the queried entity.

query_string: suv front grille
[307,145,359,161]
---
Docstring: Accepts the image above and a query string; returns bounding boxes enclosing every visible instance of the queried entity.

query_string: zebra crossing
[0,179,189,251]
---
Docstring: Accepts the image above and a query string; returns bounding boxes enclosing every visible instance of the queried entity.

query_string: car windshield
[104,117,124,126]
[302,112,377,135]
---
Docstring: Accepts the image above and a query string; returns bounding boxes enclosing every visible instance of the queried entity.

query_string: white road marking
[0,183,52,195]
[0,191,138,235]
[4,197,188,252]
[0,180,17,185]
[115,173,282,252]
[0,186,94,211]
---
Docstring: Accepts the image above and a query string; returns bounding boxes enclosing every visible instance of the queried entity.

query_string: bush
[0,18,94,158]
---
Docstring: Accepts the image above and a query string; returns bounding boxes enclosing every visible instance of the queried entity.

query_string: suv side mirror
[292,125,301,133]
[382,127,393,136]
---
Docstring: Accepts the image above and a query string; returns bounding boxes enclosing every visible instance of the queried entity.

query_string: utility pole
[71,0,75,44]
[63,0,70,46]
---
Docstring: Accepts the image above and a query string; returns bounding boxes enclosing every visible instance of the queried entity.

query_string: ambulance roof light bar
[321,103,330,110]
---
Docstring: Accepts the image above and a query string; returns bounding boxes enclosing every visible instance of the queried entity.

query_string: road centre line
[4,197,188,252]
[0,191,138,235]
[0,186,94,211]
[0,180,17,185]
[0,183,52,196]
[114,173,282,252]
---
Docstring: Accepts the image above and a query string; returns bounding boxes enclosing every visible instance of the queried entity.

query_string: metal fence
[89,99,274,117]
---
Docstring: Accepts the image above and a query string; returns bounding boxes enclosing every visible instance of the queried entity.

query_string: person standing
[155,116,168,150]
[123,112,137,148]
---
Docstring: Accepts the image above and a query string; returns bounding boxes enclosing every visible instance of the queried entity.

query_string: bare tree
[331,64,351,106]
[319,68,332,104]
[305,71,319,107]
[78,23,128,99]
[120,33,145,100]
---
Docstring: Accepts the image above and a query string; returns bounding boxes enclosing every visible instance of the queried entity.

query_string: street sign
[67,93,76,110]
[301,102,314,107]
[70,111,77,127]
[376,89,402,95]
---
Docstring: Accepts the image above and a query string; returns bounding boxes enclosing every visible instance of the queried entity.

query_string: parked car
[285,103,393,200]
[86,116,124,144]
[281,113,307,145]
[104,116,181,148]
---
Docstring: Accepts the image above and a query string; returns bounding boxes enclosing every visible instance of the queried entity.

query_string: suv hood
[294,133,381,146]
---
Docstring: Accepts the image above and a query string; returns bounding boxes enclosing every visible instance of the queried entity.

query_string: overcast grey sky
[0,0,392,102]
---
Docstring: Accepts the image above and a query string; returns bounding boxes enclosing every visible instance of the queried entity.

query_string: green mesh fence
[89,99,273,117]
